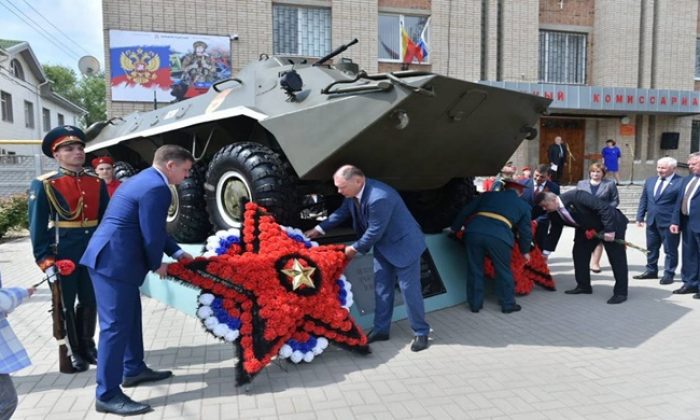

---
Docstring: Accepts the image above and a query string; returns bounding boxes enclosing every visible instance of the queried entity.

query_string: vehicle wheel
[113,161,136,181]
[205,142,297,230]
[401,177,477,234]
[167,163,212,243]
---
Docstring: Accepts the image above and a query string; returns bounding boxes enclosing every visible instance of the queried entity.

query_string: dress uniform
[28,125,109,372]
[451,181,533,313]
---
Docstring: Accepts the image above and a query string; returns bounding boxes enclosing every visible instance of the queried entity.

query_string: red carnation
[55,259,76,276]
[585,229,599,240]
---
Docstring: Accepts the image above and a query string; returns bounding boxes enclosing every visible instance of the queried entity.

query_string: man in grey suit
[305,165,430,352]
[634,157,682,284]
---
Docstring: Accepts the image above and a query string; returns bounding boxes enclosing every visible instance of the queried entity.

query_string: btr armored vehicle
[86,40,551,243]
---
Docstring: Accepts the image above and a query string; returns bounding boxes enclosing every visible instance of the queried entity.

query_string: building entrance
[539,118,585,185]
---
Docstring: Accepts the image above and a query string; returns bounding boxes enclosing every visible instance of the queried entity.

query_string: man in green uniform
[450,180,532,313]
[28,125,109,373]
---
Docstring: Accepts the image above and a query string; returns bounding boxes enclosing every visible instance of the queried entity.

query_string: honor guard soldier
[28,125,109,373]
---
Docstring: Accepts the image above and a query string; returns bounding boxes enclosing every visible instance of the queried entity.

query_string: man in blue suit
[522,164,560,250]
[450,180,532,313]
[670,152,700,297]
[305,165,430,352]
[80,145,194,416]
[634,157,682,284]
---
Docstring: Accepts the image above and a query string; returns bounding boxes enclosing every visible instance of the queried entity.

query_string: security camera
[231,33,239,41]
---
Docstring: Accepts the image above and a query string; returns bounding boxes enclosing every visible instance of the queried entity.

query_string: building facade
[102,0,700,183]
[0,39,85,155]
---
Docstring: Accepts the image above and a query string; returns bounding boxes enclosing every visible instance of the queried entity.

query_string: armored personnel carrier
[86,40,550,243]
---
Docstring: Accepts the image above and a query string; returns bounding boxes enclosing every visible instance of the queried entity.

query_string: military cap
[42,125,86,158]
[193,40,208,50]
[91,156,114,169]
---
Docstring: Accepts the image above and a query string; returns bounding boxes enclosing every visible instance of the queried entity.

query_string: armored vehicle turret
[86,40,550,243]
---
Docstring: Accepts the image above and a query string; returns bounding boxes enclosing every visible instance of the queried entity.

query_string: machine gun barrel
[313,38,358,67]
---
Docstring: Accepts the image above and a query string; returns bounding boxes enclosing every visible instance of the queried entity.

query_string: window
[24,101,34,129]
[1,91,13,122]
[273,5,331,57]
[695,39,700,79]
[378,14,430,63]
[539,30,587,84]
[57,113,64,125]
[42,108,50,131]
[10,59,24,81]
[692,120,700,153]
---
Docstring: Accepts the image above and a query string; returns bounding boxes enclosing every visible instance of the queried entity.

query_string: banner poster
[109,29,232,102]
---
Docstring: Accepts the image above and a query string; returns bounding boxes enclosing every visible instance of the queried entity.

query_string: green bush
[0,194,29,239]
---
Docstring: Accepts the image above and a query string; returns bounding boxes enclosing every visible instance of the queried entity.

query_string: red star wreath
[167,202,369,385]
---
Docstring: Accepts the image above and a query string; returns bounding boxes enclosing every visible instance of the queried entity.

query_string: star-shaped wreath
[167,202,369,385]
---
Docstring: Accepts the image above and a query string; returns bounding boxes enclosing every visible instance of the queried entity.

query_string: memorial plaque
[343,250,446,315]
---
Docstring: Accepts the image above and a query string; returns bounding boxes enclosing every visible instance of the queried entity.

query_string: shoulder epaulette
[83,171,101,179]
[36,171,58,182]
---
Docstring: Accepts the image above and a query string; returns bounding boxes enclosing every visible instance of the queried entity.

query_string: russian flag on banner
[110,46,171,89]
[417,18,430,61]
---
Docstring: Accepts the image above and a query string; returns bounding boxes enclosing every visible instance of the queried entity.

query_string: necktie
[536,183,543,194]
[558,208,577,226]
[654,177,666,199]
[681,176,700,216]
[558,144,563,159]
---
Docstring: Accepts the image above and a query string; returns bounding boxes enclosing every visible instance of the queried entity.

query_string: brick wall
[501,0,539,82]
[331,0,378,74]
[653,0,697,90]
[430,0,481,81]
[592,0,641,88]
[539,0,594,27]
[379,0,430,9]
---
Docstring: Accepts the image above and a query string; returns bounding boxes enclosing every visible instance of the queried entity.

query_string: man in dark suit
[547,136,568,184]
[450,180,532,313]
[669,152,700,297]
[536,190,629,304]
[522,164,561,249]
[634,157,682,284]
[305,165,430,352]
[80,145,194,415]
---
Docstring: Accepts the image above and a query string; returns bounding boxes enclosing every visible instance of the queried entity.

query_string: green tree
[42,64,106,128]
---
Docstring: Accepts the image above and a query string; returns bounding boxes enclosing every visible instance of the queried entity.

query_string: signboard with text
[481,81,700,115]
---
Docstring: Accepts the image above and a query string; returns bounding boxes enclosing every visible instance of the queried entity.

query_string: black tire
[205,142,298,230]
[167,163,212,243]
[401,177,477,234]
[113,161,136,181]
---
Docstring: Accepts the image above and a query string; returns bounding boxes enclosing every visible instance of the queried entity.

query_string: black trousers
[572,227,629,296]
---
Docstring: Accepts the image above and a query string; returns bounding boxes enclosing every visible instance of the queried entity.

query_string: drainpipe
[35,79,50,175]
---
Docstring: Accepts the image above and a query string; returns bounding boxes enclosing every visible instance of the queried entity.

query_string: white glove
[45,265,58,283]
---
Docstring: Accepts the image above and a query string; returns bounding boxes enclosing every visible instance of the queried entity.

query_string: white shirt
[152,166,184,260]
[315,181,366,235]
[653,173,675,197]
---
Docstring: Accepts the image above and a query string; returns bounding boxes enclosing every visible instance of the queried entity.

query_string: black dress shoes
[633,271,658,280]
[410,335,429,352]
[366,329,390,344]
[659,275,674,285]
[564,286,593,295]
[607,295,627,304]
[468,304,483,313]
[95,393,151,416]
[122,367,173,388]
[672,285,699,295]
[501,304,522,314]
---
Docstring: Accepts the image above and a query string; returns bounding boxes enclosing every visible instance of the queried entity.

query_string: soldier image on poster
[181,41,216,86]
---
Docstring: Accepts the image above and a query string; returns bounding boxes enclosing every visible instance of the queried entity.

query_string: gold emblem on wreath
[119,48,161,85]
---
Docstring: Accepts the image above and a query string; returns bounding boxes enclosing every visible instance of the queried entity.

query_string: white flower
[290,350,304,364]
[198,294,215,305]
[278,344,293,358]
[312,345,324,355]
[224,330,239,342]
[317,337,329,350]
[196,306,213,319]
[203,316,219,329]
[303,352,315,363]
[212,324,229,338]
[203,251,217,258]
[226,228,240,236]
[215,230,230,239]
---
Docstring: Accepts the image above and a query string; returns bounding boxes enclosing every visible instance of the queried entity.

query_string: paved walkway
[2,225,699,419]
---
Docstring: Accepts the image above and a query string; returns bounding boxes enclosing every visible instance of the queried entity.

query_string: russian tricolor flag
[110,46,171,89]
